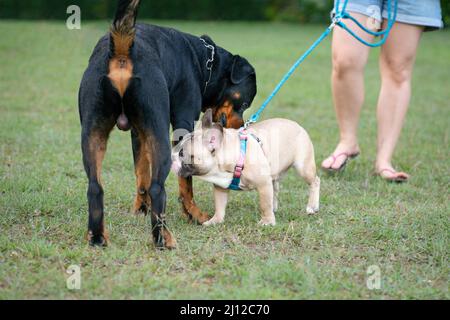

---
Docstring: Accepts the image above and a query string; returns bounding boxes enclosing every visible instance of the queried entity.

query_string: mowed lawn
[0,20,448,300]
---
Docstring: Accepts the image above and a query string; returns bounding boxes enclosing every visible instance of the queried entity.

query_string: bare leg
[376,22,423,180]
[322,13,378,170]
[203,186,229,226]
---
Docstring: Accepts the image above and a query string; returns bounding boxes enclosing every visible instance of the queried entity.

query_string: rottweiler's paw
[162,228,177,249]
[133,205,149,216]
[180,201,209,225]
[196,213,211,225]
[87,230,109,247]
[179,202,194,222]
[154,228,177,250]
[133,193,150,216]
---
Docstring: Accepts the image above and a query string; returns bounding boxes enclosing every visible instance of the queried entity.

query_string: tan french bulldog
[171,109,320,226]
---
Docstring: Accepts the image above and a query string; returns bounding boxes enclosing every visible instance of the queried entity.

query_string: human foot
[321,144,360,173]
[376,167,410,183]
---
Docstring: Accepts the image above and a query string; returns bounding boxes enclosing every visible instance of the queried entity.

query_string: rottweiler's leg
[173,132,208,223]
[131,129,151,215]
[171,137,194,222]
[171,92,210,225]
[149,131,177,249]
[177,176,210,224]
[132,72,176,249]
[176,176,193,222]
[81,121,115,247]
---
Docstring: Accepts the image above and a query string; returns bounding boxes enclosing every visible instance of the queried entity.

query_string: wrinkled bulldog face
[172,110,223,178]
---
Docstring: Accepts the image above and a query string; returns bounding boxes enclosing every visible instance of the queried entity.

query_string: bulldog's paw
[258,218,276,226]
[203,217,224,226]
[306,206,319,215]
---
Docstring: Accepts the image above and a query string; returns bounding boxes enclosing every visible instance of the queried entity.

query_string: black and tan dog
[79,0,257,249]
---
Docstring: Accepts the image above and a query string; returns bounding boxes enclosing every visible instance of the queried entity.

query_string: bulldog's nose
[171,158,182,175]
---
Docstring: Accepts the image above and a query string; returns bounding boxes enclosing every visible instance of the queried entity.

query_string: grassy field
[0,20,448,300]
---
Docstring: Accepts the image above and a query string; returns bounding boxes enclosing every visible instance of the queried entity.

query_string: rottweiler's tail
[110,0,140,58]
[108,0,140,131]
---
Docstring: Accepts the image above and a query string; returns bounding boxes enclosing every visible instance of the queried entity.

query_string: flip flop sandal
[377,168,409,183]
[322,152,360,174]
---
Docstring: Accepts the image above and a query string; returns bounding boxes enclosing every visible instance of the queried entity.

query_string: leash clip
[329,16,342,30]
[244,119,256,129]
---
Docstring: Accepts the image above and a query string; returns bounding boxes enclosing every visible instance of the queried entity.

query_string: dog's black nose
[220,113,227,127]
[179,149,184,158]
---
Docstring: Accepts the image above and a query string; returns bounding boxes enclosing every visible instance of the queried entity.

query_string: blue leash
[335,0,398,47]
[245,24,334,126]
[228,0,398,191]
[244,0,398,128]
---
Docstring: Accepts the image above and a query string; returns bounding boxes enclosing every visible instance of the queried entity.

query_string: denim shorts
[332,0,444,31]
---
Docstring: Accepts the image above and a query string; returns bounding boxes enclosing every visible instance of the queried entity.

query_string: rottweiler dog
[79,0,257,249]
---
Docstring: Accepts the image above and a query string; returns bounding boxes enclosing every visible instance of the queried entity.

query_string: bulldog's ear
[202,109,213,129]
[231,55,255,84]
[203,126,223,153]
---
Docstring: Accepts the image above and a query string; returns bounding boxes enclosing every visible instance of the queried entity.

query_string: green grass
[0,20,449,299]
